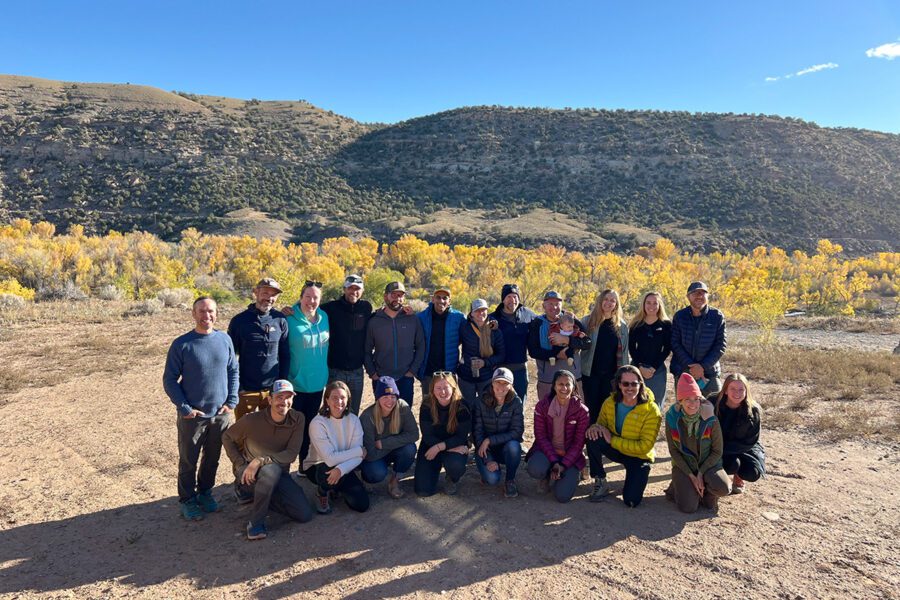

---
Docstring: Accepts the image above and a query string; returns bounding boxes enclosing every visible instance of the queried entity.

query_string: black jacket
[226,305,290,391]
[320,296,373,371]
[418,402,471,452]
[472,391,524,447]
[717,402,765,474]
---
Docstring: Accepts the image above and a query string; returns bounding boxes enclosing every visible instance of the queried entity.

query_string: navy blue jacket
[417,305,466,379]
[670,305,727,379]
[489,304,537,366]
[226,305,290,391]
[458,317,506,383]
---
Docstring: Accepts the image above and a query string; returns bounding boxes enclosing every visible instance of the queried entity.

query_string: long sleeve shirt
[361,400,420,462]
[303,413,365,476]
[418,402,471,452]
[163,329,239,417]
[222,409,304,472]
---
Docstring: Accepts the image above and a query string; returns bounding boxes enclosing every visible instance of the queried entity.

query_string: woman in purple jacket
[525,369,590,503]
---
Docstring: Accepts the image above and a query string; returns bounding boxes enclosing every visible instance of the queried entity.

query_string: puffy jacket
[416,305,466,379]
[490,304,538,366]
[527,394,589,471]
[472,391,524,448]
[458,318,506,383]
[670,305,727,379]
[596,394,661,461]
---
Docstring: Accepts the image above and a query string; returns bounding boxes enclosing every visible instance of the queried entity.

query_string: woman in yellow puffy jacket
[584,365,661,506]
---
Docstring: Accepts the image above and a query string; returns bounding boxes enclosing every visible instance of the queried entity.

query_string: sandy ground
[1,306,898,599]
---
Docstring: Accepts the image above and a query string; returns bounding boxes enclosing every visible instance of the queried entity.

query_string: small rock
[762,511,780,521]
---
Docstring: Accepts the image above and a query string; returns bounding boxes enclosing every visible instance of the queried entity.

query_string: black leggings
[722,453,763,482]
[586,438,652,507]
[304,463,370,512]
[413,450,467,497]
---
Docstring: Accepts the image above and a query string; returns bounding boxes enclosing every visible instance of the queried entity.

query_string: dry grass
[779,316,900,334]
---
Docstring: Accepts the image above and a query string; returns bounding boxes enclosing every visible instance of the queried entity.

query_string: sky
[2,1,899,132]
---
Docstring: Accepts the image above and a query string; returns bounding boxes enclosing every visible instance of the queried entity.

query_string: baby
[548,312,585,366]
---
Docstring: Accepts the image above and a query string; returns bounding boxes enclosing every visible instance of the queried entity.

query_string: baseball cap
[255,278,282,293]
[470,298,489,312]
[433,286,452,296]
[492,367,514,384]
[543,290,564,301]
[343,274,364,289]
[384,281,406,294]
[687,281,710,294]
[272,380,295,396]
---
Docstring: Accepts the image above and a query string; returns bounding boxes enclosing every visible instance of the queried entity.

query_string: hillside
[1,75,898,252]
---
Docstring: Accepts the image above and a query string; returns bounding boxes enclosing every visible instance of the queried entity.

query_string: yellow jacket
[596,394,662,461]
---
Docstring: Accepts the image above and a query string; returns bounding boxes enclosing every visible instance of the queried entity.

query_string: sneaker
[589,477,610,502]
[504,480,519,498]
[196,490,220,513]
[246,521,267,541]
[316,491,332,514]
[445,478,459,496]
[731,474,745,495]
[234,483,254,505]
[180,498,204,521]
[387,474,405,499]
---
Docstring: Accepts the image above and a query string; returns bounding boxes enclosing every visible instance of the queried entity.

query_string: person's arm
[618,321,629,367]
[669,313,692,369]
[361,409,380,460]
[611,405,661,457]
[442,407,471,449]
[472,400,486,447]
[656,321,672,370]
[570,318,592,352]
[527,320,554,361]
[560,406,589,469]
[532,401,557,460]
[700,313,727,372]
[225,336,239,409]
[419,403,439,448]
[666,421,694,476]
[162,341,192,416]
[222,417,249,469]
[278,317,291,380]
[363,319,376,376]
[408,318,426,376]
[483,329,506,370]
[380,402,420,451]
[628,324,640,365]
[699,420,725,475]
[227,317,241,358]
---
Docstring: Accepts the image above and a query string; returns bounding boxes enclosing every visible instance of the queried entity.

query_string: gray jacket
[364,308,426,380]
[360,399,420,462]
[580,317,630,377]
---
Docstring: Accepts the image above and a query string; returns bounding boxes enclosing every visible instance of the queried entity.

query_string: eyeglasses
[433,371,454,378]
[304,280,323,288]
[619,381,640,388]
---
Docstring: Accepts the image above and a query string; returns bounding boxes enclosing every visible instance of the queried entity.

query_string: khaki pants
[235,390,270,421]
[669,466,731,513]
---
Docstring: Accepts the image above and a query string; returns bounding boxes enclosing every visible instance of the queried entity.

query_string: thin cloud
[764,62,838,83]
[865,41,900,60]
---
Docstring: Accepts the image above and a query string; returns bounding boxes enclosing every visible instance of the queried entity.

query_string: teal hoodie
[286,305,330,393]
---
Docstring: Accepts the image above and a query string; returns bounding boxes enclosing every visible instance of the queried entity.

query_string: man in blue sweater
[163,296,239,521]
[227,278,290,420]
[670,281,727,396]
[417,286,465,403]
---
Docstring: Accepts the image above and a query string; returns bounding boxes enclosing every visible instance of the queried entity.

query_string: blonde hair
[373,396,402,436]
[628,291,671,330]
[715,373,756,419]
[469,313,495,359]
[587,289,623,331]
[428,373,464,433]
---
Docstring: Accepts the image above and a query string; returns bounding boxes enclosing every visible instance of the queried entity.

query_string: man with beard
[364,281,425,404]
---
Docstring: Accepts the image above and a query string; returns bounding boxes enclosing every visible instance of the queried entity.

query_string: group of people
[163,276,765,541]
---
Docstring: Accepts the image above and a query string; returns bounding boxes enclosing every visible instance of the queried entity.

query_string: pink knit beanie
[676,373,702,401]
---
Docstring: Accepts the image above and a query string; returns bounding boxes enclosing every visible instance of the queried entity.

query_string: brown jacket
[222,408,305,473]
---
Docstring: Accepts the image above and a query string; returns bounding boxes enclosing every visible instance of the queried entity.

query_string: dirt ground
[1,304,898,599]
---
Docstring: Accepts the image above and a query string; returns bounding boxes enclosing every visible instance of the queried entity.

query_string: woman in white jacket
[302,381,369,514]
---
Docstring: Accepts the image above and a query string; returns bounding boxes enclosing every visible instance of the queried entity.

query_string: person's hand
[326,467,342,486]
[360,447,367,459]
[689,473,704,497]
[586,424,601,441]
[471,358,485,370]
[486,461,499,472]
[557,349,567,359]
[218,405,233,415]
[425,445,441,461]
[478,439,490,458]
[401,305,414,315]
[448,445,468,455]
[549,333,569,346]
[488,319,498,330]
[281,305,294,316]
[241,458,262,485]
[375,440,382,450]
[550,463,564,481]
[688,364,705,380]
[639,366,655,380]
[600,426,612,444]
[370,373,379,381]
[183,409,204,419]
[405,371,415,379]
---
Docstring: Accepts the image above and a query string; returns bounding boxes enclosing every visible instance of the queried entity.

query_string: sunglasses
[619,380,640,388]
[305,280,323,288]
[433,371,454,378]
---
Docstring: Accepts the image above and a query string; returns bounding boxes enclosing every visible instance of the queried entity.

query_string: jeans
[474,440,522,485]
[511,367,528,406]
[360,443,417,483]
[643,365,668,411]
[236,463,313,527]
[458,377,490,412]
[722,453,764,482]
[371,376,414,407]
[413,448,468,497]
[294,390,323,464]
[328,368,364,415]
[304,463,370,512]
[526,450,580,503]
[176,413,232,503]
[586,437,652,507]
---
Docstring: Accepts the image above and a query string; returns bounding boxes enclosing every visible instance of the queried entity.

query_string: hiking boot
[315,491,332,514]
[731,474,745,495]
[445,478,459,496]
[701,492,719,511]
[180,498,204,521]
[589,477,610,502]
[504,480,519,498]
[246,521,268,541]
[196,490,220,513]
[664,484,675,502]
[538,477,551,493]
[234,482,254,505]
[387,474,405,499]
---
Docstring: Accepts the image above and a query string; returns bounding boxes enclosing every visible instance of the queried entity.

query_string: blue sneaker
[196,490,220,513]
[180,498,204,521]
[246,521,268,541]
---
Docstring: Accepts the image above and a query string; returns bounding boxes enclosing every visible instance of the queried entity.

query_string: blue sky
[2,1,899,132]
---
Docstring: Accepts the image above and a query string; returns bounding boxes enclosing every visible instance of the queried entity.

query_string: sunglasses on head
[305,280,323,288]
[619,380,640,388]
[433,371,454,378]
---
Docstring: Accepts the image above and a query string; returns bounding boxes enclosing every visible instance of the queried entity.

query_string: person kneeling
[361,376,420,498]
[303,381,370,514]
[473,368,525,498]
[222,380,314,540]
[414,373,471,496]
[585,365,661,507]
[665,374,731,512]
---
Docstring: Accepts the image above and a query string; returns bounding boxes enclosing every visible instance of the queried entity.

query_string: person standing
[222,379,314,540]
[417,286,465,403]
[458,298,506,410]
[163,296,239,521]
[227,277,290,420]
[490,283,537,404]
[528,291,591,402]
[580,289,630,425]
[364,281,425,404]
[320,275,373,415]
[628,291,672,411]
[671,281,727,396]
[286,281,330,464]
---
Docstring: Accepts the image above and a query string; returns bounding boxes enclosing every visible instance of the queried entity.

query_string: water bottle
[471,358,480,378]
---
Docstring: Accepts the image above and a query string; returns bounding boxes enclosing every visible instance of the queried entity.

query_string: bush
[37,280,88,301]
[0,278,35,301]
[157,288,194,308]
[124,298,163,317]
[96,284,125,301]
[0,293,26,311]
